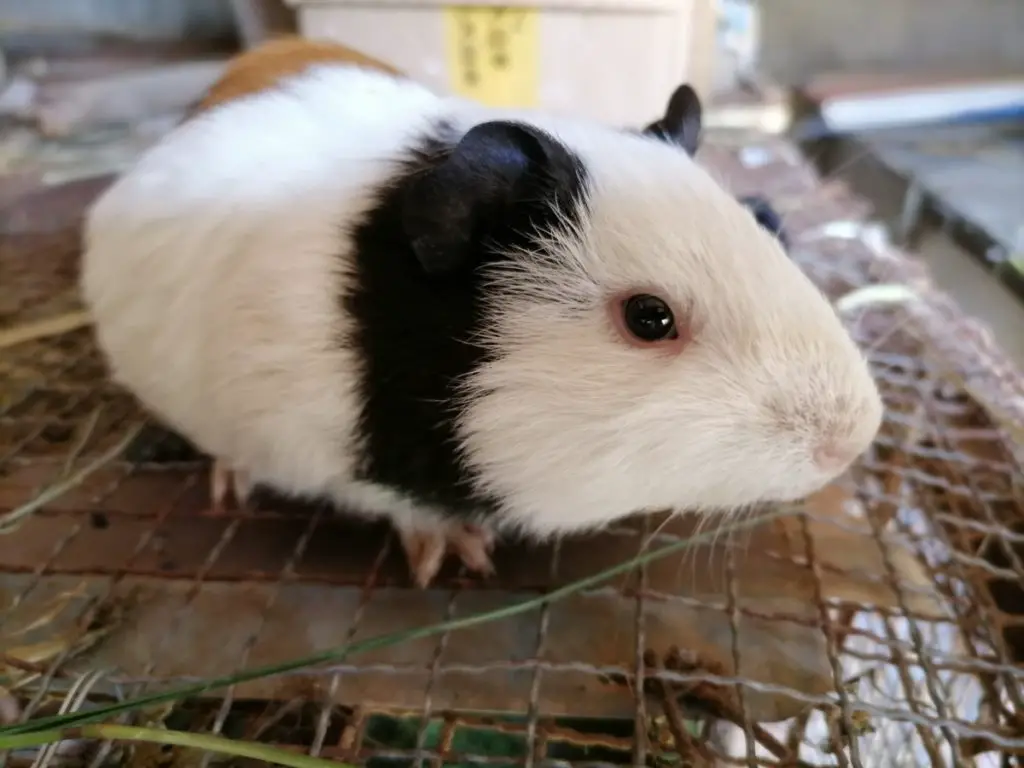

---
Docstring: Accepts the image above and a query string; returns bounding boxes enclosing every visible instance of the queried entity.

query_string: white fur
[81,64,882,545]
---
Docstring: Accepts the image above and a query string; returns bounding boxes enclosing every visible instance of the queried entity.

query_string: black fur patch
[343,120,589,516]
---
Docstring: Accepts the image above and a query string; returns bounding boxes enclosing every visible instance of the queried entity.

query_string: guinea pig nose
[813,438,862,472]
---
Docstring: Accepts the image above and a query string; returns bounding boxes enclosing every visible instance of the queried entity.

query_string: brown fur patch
[194,36,402,115]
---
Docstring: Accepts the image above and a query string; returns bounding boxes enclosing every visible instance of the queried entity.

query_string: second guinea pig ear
[402,121,564,276]
[739,194,789,249]
[643,84,703,156]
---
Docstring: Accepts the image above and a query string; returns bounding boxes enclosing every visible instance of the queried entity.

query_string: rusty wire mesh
[1,130,1024,768]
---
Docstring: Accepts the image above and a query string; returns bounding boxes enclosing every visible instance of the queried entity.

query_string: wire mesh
[2,130,1024,768]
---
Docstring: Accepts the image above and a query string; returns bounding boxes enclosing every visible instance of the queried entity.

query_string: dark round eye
[622,294,678,342]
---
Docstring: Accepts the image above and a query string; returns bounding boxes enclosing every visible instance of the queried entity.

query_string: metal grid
[2,134,1024,768]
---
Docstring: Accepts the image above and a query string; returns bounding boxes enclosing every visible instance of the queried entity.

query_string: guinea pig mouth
[748,465,841,507]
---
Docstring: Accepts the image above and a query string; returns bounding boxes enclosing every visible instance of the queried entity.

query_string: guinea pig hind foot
[397,522,495,588]
[208,459,252,516]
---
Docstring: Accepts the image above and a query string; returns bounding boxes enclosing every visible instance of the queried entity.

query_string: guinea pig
[639,84,789,248]
[81,57,883,588]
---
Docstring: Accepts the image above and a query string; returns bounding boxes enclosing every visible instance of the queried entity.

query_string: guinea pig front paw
[396,522,495,588]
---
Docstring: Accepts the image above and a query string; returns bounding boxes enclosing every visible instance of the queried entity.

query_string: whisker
[818,143,876,185]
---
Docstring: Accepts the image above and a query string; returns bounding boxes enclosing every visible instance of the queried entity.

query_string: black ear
[642,84,703,156]
[402,121,568,276]
[739,194,789,249]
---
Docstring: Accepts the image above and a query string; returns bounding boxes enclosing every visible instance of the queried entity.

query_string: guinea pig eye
[621,294,678,343]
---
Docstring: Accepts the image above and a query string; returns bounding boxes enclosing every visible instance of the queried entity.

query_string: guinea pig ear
[643,84,703,156]
[739,194,789,249]
[402,121,567,276]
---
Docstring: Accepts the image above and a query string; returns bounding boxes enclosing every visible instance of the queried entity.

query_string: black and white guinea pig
[81,62,883,587]
[640,84,789,248]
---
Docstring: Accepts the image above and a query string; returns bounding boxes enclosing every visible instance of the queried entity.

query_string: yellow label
[443,6,539,108]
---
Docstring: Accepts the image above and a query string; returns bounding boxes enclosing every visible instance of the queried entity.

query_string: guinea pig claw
[399,524,496,588]
[450,524,496,578]
[208,460,251,516]
[398,530,448,589]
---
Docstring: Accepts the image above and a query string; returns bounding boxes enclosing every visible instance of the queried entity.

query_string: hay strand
[0,312,92,350]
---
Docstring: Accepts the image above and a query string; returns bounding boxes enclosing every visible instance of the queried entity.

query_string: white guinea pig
[81,62,883,587]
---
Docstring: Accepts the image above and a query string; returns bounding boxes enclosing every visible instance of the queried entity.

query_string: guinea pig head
[398,117,882,538]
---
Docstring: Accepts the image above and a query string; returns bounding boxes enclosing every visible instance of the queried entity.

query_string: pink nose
[814,439,862,472]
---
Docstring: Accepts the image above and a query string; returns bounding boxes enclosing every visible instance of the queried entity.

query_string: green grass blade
[0,724,354,768]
